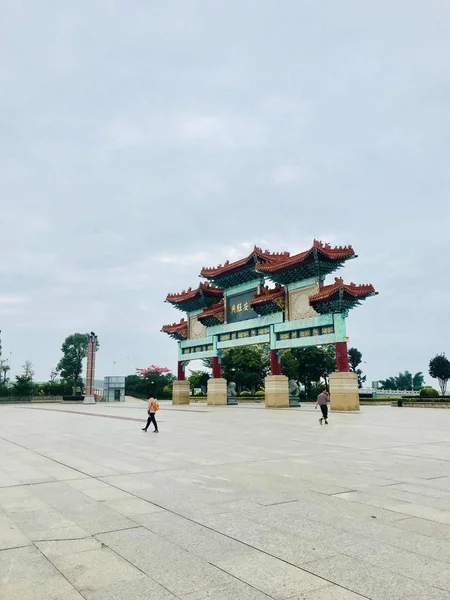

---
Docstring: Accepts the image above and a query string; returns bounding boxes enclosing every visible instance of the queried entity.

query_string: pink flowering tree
[136,365,171,377]
[126,365,175,399]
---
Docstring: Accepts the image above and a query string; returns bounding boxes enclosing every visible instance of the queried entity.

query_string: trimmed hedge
[420,387,440,398]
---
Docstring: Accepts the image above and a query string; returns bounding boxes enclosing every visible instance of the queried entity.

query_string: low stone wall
[0,396,63,404]
[360,400,393,405]
[398,402,450,409]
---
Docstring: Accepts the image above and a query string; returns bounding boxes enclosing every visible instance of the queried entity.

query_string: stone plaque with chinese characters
[226,288,259,323]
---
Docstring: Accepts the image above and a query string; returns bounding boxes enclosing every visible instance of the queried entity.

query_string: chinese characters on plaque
[230,301,250,314]
[226,289,259,323]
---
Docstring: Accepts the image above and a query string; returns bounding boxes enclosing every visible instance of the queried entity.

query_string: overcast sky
[1,1,449,386]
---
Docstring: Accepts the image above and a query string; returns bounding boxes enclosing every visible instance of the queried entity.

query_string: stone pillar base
[207,378,227,406]
[83,395,95,404]
[330,371,360,411]
[265,375,289,408]
[172,380,190,405]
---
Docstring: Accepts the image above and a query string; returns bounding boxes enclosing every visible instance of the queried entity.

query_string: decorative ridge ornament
[200,247,286,278]
[166,282,223,303]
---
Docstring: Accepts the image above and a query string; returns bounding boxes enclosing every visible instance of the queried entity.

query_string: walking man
[315,390,330,425]
[142,397,159,433]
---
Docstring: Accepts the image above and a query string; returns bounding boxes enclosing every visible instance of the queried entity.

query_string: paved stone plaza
[1,402,450,600]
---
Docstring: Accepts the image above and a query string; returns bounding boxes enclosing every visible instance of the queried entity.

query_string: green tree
[348,347,366,388]
[22,360,34,379]
[279,351,299,381]
[56,333,99,394]
[348,347,362,371]
[221,346,270,394]
[126,366,175,399]
[12,360,36,397]
[413,372,425,390]
[429,353,450,396]
[201,358,213,370]
[188,370,210,391]
[281,346,335,398]
[0,359,10,385]
[380,371,425,392]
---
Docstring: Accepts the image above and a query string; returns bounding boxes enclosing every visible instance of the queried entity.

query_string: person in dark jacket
[315,391,330,425]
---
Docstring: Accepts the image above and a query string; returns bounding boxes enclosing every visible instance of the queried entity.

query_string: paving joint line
[0,435,365,598]
[2,420,449,597]
[31,540,90,600]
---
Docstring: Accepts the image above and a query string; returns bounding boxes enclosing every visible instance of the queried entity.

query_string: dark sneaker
[319,418,323,425]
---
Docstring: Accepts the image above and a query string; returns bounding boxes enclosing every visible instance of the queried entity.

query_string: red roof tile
[200,247,289,278]
[166,282,223,303]
[256,240,356,273]
[197,299,224,319]
[309,277,376,302]
[161,319,188,336]
[250,284,285,306]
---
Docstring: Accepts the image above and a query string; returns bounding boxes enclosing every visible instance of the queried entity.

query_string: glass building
[103,376,125,402]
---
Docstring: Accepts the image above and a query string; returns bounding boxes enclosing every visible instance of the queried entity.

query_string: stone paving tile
[1,403,450,600]
[29,525,91,541]
[103,496,165,517]
[98,526,232,597]
[0,486,54,514]
[0,511,31,550]
[291,587,367,600]
[136,511,251,563]
[35,537,103,557]
[50,547,145,594]
[389,502,450,525]
[214,550,329,599]
[189,510,337,565]
[0,546,84,600]
[303,554,450,600]
[183,578,275,600]
[66,477,134,501]
[392,515,450,541]
[320,533,450,590]
[8,508,79,536]
[83,577,178,600]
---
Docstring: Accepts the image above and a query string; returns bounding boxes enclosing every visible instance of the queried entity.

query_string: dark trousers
[144,412,158,431]
[320,404,328,420]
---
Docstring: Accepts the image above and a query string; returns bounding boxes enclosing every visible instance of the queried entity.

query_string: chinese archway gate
[162,240,377,411]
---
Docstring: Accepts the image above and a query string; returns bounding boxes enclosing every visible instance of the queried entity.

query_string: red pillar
[335,341,350,372]
[270,349,281,376]
[212,356,221,378]
[177,361,185,381]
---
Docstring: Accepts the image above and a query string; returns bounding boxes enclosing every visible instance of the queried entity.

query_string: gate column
[207,355,227,405]
[330,341,359,411]
[265,343,289,408]
[173,360,190,405]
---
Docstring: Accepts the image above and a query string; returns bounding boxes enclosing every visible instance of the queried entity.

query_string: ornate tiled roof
[249,284,285,316]
[161,319,188,340]
[200,247,288,279]
[256,240,356,274]
[197,300,225,325]
[250,284,285,306]
[309,277,376,302]
[309,277,377,314]
[166,282,223,304]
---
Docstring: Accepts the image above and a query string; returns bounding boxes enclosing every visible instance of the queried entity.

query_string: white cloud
[175,114,266,149]
[1,0,449,384]
[272,165,311,185]
[0,296,27,306]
